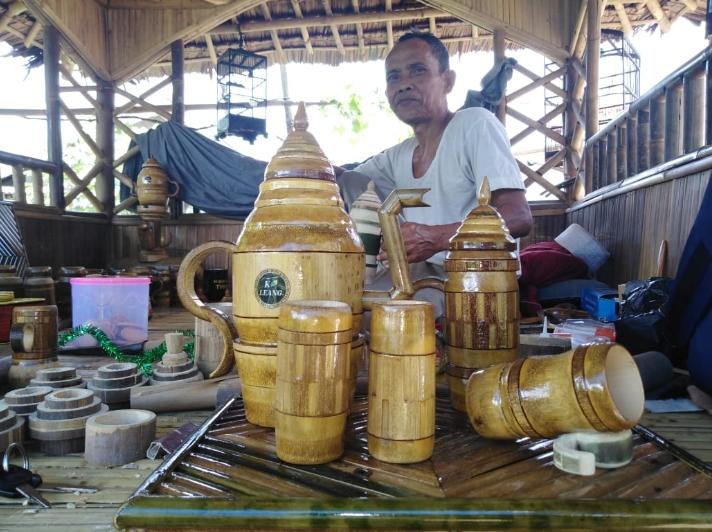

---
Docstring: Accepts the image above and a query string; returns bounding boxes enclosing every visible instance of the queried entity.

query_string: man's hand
[379,221,460,264]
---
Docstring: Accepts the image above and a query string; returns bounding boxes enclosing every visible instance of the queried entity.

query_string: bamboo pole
[584,0,602,193]
[350,0,365,56]
[291,0,315,55]
[616,124,627,180]
[707,59,712,145]
[114,88,171,120]
[512,63,566,98]
[322,0,345,55]
[516,161,567,201]
[564,65,577,182]
[115,78,172,116]
[59,65,99,110]
[591,143,600,189]
[11,165,26,204]
[63,162,104,211]
[664,83,683,161]
[493,28,506,124]
[510,104,566,146]
[508,67,565,103]
[44,25,64,210]
[596,138,607,191]
[650,93,665,166]
[683,68,705,153]
[606,129,617,186]
[24,20,42,48]
[385,0,394,50]
[113,146,141,169]
[507,107,566,145]
[31,169,43,206]
[171,39,184,220]
[637,107,650,172]
[279,64,293,133]
[59,101,104,160]
[96,78,115,217]
[626,114,638,177]
[113,195,138,215]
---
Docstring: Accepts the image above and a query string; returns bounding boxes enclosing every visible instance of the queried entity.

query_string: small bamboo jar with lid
[275,300,352,464]
[443,177,519,412]
[368,300,436,464]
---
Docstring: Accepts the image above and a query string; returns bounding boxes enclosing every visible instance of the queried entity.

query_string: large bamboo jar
[368,301,436,464]
[0,264,24,297]
[8,305,59,388]
[443,178,519,412]
[136,157,178,220]
[177,104,365,428]
[275,300,351,464]
[465,343,645,439]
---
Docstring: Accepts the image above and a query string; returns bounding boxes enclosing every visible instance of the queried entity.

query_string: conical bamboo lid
[449,177,516,251]
[264,103,335,181]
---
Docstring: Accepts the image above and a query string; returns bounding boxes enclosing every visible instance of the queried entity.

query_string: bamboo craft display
[87,362,147,409]
[465,343,645,439]
[30,366,86,390]
[150,333,203,386]
[177,103,431,428]
[443,178,519,412]
[275,300,352,464]
[84,409,156,466]
[0,402,24,453]
[368,301,436,464]
[9,305,59,388]
[349,181,382,284]
[28,388,108,455]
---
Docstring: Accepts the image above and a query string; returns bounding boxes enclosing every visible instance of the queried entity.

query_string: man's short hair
[396,32,450,73]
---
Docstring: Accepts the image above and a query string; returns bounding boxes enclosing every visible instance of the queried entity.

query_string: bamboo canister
[275,300,352,464]
[23,266,56,306]
[10,305,58,358]
[465,343,645,439]
[443,178,520,411]
[368,301,436,464]
[234,340,277,427]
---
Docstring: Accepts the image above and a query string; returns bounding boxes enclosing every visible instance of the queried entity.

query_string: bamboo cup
[465,342,645,439]
[8,305,59,388]
[275,300,352,464]
[368,301,436,464]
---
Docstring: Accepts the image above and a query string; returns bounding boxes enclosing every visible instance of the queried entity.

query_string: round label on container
[254,269,290,308]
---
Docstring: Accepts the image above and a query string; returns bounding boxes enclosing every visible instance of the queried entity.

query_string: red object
[0,305,13,343]
[519,241,589,317]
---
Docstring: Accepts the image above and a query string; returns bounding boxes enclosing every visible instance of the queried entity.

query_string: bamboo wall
[15,209,108,271]
[110,216,244,268]
[520,204,567,250]
[568,169,710,285]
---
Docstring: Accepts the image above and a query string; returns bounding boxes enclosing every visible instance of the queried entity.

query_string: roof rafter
[260,2,286,62]
[322,0,345,55]
[351,0,366,56]
[290,0,314,55]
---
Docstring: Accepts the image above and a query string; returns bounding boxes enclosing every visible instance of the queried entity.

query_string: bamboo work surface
[117,393,712,530]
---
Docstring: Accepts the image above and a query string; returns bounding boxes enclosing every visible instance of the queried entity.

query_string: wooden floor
[0,307,711,531]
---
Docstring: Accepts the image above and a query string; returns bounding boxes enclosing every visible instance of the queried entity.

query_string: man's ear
[444,69,456,94]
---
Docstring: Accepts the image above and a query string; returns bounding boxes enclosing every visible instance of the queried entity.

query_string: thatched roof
[0,0,707,79]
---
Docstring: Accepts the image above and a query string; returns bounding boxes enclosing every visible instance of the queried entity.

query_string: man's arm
[491,188,532,238]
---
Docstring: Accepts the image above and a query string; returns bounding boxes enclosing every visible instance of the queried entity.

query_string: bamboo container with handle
[275,300,351,464]
[8,305,59,388]
[368,300,436,464]
[465,342,645,439]
[443,178,519,411]
[176,103,438,428]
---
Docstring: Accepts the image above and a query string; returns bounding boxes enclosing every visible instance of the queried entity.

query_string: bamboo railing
[584,46,712,194]
[0,150,58,206]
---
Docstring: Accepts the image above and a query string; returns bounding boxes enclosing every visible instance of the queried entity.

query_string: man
[338,32,532,316]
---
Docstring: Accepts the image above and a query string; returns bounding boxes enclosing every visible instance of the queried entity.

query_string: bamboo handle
[9,323,34,353]
[369,188,430,301]
[176,240,238,378]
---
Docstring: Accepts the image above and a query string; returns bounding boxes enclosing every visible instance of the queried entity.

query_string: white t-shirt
[355,107,524,265]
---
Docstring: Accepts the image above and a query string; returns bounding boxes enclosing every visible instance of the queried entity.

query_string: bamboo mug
[465,342,645,439]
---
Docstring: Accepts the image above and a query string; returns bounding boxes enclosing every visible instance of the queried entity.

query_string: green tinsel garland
[58,324,195,377]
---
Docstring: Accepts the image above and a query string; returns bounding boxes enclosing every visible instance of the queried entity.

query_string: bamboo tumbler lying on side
[275,300,352,464]
[368,301,436,464]
[466,342,645,439]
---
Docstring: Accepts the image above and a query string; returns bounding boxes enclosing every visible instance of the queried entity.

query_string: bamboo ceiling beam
[291,0,314,55]
[23,20,42,48]
[645,0,671,33]
[512,63,566,99]
[385,0,394,50]
[350,0,365,56]
[569,0,587,55]
[471,24,478,45]
[322,0,345,55]
[611,1,633,36]
[260,3,286,62]
[429,17,438,36]
[205,34,218,66]
[507,67,565,103]
[0,1,26,33]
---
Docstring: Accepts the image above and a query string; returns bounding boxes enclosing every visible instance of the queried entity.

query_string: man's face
[385,39,454,127]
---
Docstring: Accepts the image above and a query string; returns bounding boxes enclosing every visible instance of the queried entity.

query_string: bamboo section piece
[368,300,435,464]
[466,343,644,439]
[84,409,156,466]
[87,362,147,408]
[275,300,352,464]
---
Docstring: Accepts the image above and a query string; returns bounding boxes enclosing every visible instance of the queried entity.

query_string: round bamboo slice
[30,366,86,389]
[97,363,137,379]
[84,409,156,466]
[88,363,147,408]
